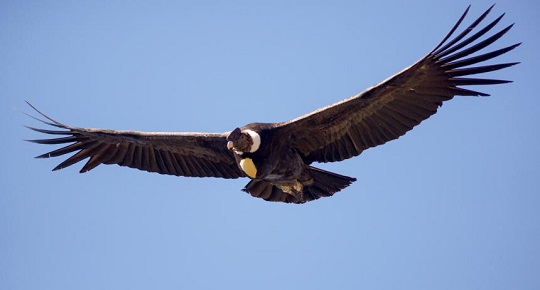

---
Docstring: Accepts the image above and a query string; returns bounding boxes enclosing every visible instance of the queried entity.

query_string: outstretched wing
[26,102,244,178]
[277,5,520,164]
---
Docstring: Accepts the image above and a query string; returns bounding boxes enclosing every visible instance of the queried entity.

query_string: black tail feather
[307,167,356,198]
[242,167,356,204]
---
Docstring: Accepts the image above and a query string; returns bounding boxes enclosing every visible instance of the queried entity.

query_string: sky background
[1,0,539,289]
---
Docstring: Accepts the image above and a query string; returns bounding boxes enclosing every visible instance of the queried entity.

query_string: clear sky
[1,1,539,289]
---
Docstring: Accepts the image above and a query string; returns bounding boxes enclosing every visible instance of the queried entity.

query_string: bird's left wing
[26,103,244,178]
[275,5,520,164]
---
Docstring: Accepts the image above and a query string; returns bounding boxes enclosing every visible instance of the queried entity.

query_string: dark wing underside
[26,103,244,179]
[277,5,520,164]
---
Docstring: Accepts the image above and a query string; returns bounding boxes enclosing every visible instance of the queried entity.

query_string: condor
[27,6,520,203]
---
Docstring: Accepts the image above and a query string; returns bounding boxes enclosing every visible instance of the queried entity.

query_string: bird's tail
[242,167,356,204]
[307,166,357,199]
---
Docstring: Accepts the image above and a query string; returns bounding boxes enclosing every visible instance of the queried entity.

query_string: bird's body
[27,5,520,203]
[225,124,356,203]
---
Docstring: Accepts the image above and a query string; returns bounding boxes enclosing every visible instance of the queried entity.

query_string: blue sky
[1,0,539,289]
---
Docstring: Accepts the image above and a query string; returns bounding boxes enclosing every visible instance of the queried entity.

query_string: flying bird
[27,5,520,203]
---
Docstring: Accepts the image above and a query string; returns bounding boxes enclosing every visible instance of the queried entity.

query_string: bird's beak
[227,141,233,150]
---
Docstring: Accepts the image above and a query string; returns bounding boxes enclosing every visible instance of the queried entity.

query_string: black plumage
[27,5,520,203]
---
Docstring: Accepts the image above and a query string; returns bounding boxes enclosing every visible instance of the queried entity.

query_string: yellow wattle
[239,158,257,178]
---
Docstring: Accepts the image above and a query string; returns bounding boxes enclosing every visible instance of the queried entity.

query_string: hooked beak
[227,141,234,150]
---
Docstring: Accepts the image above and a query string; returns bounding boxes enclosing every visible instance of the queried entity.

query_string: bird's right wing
[26,103,244,179]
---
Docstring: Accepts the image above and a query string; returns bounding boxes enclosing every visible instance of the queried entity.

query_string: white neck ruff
[242,129,261,153]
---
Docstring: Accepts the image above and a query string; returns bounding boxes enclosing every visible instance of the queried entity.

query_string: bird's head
[226,128,260,155]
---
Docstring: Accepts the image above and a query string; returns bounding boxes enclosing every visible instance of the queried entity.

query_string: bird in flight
[27,5,520,203]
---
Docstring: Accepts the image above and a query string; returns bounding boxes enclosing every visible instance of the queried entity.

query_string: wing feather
[277,6,520,163]
[26,103,244,179]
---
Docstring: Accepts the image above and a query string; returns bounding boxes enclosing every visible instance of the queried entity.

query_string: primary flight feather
[27,5,520,203]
